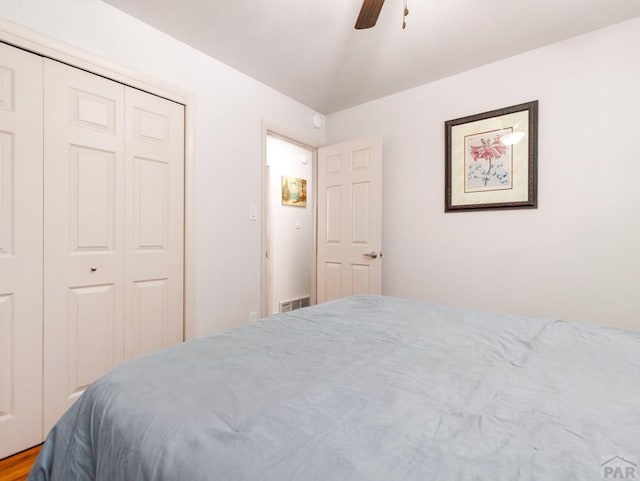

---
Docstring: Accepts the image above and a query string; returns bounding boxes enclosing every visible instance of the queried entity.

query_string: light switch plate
[249,204,258,220]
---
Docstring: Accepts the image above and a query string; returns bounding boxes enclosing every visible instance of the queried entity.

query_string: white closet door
[0,44,43,459]
[124,87,184,359]
[43,59,126,434]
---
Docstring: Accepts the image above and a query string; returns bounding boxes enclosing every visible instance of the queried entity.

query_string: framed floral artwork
[445,101,538,212]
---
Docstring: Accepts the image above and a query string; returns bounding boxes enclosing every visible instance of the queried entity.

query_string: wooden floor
[0,446,41,481]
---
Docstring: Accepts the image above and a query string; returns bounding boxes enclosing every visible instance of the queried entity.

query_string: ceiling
[102,0,640,114]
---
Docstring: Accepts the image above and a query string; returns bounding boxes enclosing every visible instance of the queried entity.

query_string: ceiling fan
[355,0,409,30]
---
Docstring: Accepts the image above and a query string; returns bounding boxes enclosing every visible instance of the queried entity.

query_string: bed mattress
[29,296,640,480]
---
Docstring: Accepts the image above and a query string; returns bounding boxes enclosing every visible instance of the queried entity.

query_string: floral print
[467,134,510,188]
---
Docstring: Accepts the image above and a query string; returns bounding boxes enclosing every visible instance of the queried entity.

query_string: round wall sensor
[312,114,323,129]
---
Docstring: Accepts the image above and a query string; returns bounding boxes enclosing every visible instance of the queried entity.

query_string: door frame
[0,17,197,339]
[261,122,319,317]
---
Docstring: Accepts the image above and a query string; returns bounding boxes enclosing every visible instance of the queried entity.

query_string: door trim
[261,121,319,317]
[0,17,197,340]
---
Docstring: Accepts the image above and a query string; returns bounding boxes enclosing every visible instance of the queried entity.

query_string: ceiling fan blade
[355,0,386,29]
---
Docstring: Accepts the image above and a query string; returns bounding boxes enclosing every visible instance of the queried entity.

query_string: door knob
[90,266,97,272]
[363,251,379,259]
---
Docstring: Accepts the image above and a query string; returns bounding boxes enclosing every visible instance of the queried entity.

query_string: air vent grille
[280,296,311,313]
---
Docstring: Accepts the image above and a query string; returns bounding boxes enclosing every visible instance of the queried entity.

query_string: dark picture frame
[445,100,538,212]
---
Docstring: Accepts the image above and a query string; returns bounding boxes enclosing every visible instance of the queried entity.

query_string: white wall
[327,17,640,330]
[266,136,314,315]
[2,1,637,333]
[0,0,325,336]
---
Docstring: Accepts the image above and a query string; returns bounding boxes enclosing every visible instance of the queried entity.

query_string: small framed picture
[445,101,538,212]
[281,176,307,207]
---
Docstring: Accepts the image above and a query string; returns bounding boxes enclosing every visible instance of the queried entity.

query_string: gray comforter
[29,296,640,480]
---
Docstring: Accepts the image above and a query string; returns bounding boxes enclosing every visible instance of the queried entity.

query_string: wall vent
[280,296,311,313]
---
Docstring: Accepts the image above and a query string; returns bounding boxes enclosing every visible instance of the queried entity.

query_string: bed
[29,296,640,480]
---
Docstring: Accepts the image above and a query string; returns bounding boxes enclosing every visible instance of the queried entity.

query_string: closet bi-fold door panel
[43,59,185,433]
[0,43,43,459]
[124,87,184,360]
[43,59,126,434]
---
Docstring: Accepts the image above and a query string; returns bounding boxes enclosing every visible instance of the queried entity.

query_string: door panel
[0,295,15,414]
[317,137,382,303]
[326,186,342,242]
[70,146,117,250]
[351,264,371,295]
[134,156,168,248]
[68,284,116,397]
[131,279,169,356]
[325,263,342,301]
[124,87,184,360]
[352,182,371,242]
[43,59,125,435]
[71,88,116,133]
[0,43,43,459]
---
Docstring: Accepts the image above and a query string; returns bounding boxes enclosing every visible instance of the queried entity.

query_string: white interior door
[124,87,184,359]
[0,43,43,459]
[317,137,383,303]
[43,59,126,434]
